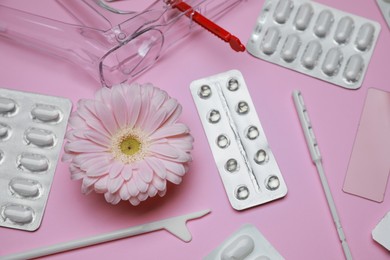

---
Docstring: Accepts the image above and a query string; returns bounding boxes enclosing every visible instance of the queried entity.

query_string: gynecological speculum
[0,0,245,87]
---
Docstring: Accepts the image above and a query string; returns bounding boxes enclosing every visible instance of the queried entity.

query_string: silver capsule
[246,126,259,140]
[31,105,61,123]
[19,153,49,172]
[0,97,16,114]
[261,27,280,55]
[322,48,343,76]
[334,16,354,44]
[216,134,230,149]
[2,204,34,224]
[301,41,322,70]
[355,23,375,51]
[266,175,281,191]
[281,34,301,62]
[221,235,255,260]
[235,186,250,200]
[198,85,212,99]
[10,178,41,198]
[294,3,314,31]
[207,109,221,124]
[254,149,268,164]
[227,78,240,91]
[236,101,249,115]
[343,54,364,83]
[225,158,239,173]
[25,128,55,147]
[314,10,334,38]
[0,123,10,139]
[273,0,293,24]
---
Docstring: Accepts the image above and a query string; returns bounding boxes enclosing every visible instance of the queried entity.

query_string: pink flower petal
[149,143,180,159]
[104,192,117,204]
[109,161,124,179]
[158,189,167,197]
[119,185,130,200]
[145,157,167,179]
[86,162,110,177]
[126,91,141,129]
[83,176,98,188]
[153,89,168,110]
[135,88,151,129]
[151,176,166,191]
[134,174,148,193]
[147,186,158,197]
[129,197,140,206]
[111,87,128,128]
[108,176,124,193]
[75,154,110,171]
[69,113,88,129]
[94,176,109,193]
[166,171,182,185]
[95,87,112,107]
[164,103,182,125]
[143,109,168,134]
[160,160,186,176]
[137,161,154,183]
[137,192,149,202]
[94,100,118,135]
[81,184,94,195]
[126,180,140,197]
[149,123,189,140]
[66,140,107,153]
[168,136,194,151]
[84,130,111,147]
[121,165,133,181]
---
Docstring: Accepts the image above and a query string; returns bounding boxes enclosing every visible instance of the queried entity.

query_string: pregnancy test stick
[292,90,352,260]
[0,209,211,260]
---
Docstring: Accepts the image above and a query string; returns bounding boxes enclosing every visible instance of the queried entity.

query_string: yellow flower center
[110,128,149,164]
[120,137,141,156]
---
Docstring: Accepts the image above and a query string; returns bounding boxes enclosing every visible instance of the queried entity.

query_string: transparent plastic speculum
[0,0,244,87]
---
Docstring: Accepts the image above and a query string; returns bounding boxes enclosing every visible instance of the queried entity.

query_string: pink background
[0,0,389,259]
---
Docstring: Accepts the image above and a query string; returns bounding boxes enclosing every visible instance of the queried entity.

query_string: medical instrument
[292,90,352,260]
[0,0,244,87]
[0,209,211,260]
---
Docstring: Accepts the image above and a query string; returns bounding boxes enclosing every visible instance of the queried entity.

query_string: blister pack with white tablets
[204,224,285,260]
[190,70,287,211]
[247,0,381,89]
[377,0,390,28]
[0,88,72,231]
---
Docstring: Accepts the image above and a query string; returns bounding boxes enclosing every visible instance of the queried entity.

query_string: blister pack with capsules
[0,88,71,231]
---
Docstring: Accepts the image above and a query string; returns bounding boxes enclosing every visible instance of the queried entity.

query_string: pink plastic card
[343,88,390,202]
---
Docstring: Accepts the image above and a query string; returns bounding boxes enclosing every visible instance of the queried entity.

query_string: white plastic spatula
[1,209,211,260]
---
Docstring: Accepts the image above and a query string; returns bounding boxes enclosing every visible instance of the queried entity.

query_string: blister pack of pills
[204,224,285,260]
[190,70,287,211]
[377,0,390,28]
[0,88,72,231]
[246,0,381,89]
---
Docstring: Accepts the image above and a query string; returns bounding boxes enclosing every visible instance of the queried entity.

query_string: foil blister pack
[190,70,287,211]
[377,0,390,28]
[247,0,381,89]
[204,224,285,260]
[0,88,72,231]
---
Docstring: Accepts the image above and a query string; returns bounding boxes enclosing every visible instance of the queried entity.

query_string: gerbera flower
[62,83,193,205]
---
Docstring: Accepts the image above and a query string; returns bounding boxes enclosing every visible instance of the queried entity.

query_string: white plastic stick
[0,209,211,260]
[292,90,352,260]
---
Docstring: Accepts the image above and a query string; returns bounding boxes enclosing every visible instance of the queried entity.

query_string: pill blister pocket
[204,224,285,260]
[377,0,390,28]
[190,70,287,211]
[0,88,72,231]
[247,0,381,89]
